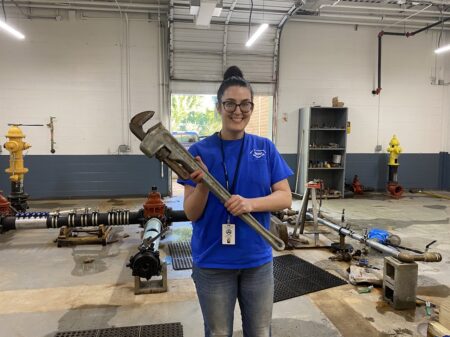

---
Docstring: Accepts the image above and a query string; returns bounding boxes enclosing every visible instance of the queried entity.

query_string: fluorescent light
[0,20,25,40]
[246,23,268,47]
[435,44,450,54]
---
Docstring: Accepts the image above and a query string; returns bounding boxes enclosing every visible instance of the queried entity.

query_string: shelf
[311,107,347,109]
[310,128,346,131]
[309,148,345,151]
[298,107,348,198]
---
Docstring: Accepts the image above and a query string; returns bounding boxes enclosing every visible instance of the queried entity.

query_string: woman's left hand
[224,195,253,216]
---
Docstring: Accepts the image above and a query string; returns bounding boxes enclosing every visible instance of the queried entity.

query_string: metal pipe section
[409,16,450,36]
[293,12,450,26]
[142,218,163,251]
[320,5,450,16]
[374,16,450,94]
[5,0,167,9]
[166,209,189,223]
[3,3,164,13]
[377,33,382,94]
[382,32,407,36]
[319,13,447,25]
[127,217,163,280]
[308,212,442,263]
[289,17,450,31]
[1,210,142,231]
[293,188,309,237]
[1,207,188,231]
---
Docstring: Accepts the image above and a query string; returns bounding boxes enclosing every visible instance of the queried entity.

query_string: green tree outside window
[171,95,221,136]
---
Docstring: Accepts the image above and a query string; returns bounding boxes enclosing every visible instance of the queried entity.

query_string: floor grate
[168,241,193,270]
[273,254,347,302]
[55,322,183,337]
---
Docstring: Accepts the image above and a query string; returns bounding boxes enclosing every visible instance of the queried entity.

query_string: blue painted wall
[346,153,443,190]
[0,155,169,199]
[281,154,298,190]
[0,153,447,199]
[440,152,450,191]
[282,152,450,192]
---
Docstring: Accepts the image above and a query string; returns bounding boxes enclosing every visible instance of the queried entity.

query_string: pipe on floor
[308,212,442,263]
[0,210,143,230]
[1,208,188,231]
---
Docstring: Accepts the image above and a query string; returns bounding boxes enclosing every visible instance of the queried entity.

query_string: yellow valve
[3,125,31,183]
[387,135,402,166]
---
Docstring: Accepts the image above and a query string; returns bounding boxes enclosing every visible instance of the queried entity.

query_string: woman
[178,66,293,337]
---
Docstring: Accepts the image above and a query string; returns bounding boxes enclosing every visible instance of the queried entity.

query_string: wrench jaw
[130,111,196,181]
[130,111,193,180]
[129,111,156,141]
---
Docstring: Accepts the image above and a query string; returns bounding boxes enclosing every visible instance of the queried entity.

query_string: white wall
[0,17,162,155]
[277,21,449,154]
[2,19,449,156]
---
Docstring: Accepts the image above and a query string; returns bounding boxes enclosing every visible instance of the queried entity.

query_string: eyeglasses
[222,101,254,114]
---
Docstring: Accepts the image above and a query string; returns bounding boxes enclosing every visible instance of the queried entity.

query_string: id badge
[222,224,235,245]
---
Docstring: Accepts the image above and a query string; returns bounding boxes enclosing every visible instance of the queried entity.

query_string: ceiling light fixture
[246,23,268,47]
[190,0,222,27]
[435,44,450,54]
[0,20,25,40]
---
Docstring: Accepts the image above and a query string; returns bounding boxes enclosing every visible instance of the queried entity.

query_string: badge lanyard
[219,131,246,224]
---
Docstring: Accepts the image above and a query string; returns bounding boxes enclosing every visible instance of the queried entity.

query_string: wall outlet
[375,144,382,152]
[118,144,131,153]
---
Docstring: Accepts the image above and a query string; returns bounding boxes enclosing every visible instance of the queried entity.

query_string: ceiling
[3,0,450,28]
[3,0,449,84]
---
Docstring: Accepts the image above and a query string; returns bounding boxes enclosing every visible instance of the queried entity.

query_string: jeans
[192,261,274,337]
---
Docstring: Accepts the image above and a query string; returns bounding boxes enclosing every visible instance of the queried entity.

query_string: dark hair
[217,66,254,104]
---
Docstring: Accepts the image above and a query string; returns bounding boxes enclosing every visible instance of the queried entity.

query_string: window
[171,94,273,139]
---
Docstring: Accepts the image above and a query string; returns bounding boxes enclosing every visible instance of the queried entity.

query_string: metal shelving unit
[295,107,348,197]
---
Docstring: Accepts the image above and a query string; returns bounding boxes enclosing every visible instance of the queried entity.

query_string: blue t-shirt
[177,133,293,269]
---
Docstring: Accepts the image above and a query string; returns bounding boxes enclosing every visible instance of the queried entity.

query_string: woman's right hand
[190,156,208,185]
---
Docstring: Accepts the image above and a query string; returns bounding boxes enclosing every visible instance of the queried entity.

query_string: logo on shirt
[250,149,266,159]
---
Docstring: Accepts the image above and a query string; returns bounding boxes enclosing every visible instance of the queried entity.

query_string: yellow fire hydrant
[386,135,403,198]
[387,135,402,166]
[4,125,31,183]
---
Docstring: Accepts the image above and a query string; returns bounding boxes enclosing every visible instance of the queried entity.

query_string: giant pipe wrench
[130,111,285,251]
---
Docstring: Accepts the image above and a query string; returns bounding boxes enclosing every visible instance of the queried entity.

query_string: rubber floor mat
[273,254,347,302]
[168,241,193,270]
[55,322,183,337]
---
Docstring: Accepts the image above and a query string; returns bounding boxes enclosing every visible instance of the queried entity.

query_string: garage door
[171,21,276,95]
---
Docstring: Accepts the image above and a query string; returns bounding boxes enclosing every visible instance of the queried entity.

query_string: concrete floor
[0,192,449,337]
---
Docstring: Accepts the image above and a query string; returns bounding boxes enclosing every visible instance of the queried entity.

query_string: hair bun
[223,66,244,80]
